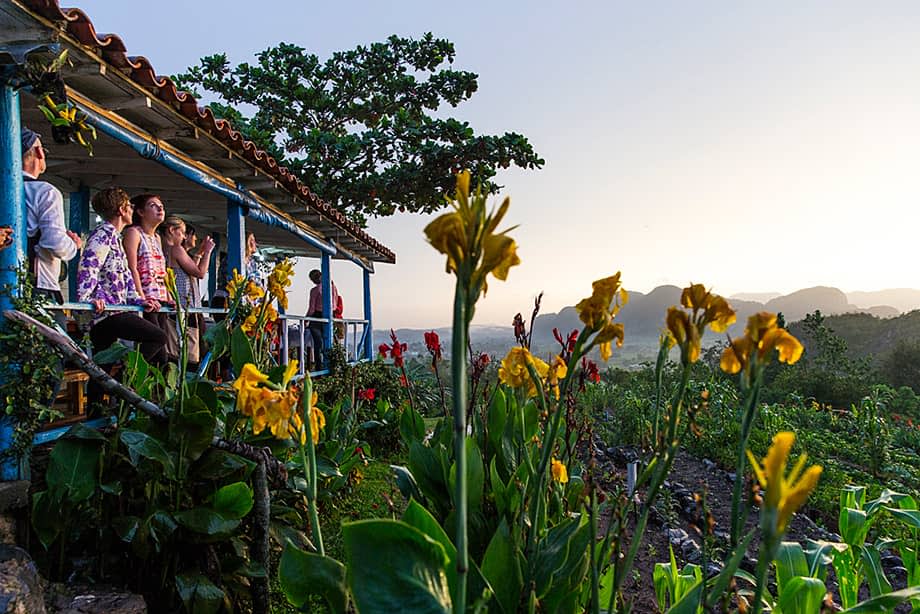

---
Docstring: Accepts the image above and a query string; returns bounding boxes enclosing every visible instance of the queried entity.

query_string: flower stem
[301,387,324,556]
[729,371,763,548]
[452,281,469,614]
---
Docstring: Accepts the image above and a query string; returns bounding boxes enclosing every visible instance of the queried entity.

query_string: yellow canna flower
[267,259,294,309]
[498,347,552,398]
[575,273,627,330]
[226,269,246,300]
[551,457,569,484]
[746,432,822,533]
[545,355,568,398]
[424,171,520,297]
[720,312,803,377]
[308,391,326,444]
[667,284,736,365]
[164,267,177,298]
[233,363,270,415]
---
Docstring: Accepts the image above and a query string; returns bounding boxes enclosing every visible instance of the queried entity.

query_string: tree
[173,35,544,226]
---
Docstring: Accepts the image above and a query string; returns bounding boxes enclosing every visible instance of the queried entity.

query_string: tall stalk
[451,282,470,613]
[729,371,763,548]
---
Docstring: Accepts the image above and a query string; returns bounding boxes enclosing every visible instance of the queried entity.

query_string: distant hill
[846,289,920,314]
[377,285,920,364]
[731,292,782,303]
[787,310,920,362]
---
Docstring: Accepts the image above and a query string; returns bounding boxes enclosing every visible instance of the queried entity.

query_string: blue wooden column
[67,185,90,300]
[320,253,332,354]
[226,200,245,278]
[207,232,220,299]
[0,84,27,480]
[363,268,373,360]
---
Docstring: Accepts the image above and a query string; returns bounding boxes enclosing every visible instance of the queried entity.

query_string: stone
[0,544,45,614]
[702,459,716,471]
[0,517,16,546]
[667,528,688,544]
[680,538,699,558]
[706,562,723,578]
[46,584,146,614]
[0,484,29,514]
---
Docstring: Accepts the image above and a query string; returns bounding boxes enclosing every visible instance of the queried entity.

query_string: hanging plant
[17,50,97,155]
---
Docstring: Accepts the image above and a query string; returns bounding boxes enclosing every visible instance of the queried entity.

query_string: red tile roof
[22,0,395,263]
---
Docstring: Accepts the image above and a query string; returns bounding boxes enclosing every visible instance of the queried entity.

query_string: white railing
[46,302,370,377]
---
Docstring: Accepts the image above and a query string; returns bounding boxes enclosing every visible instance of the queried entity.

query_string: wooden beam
[104,95,152,111]
[68,62,106,77]
[153,126,198,140]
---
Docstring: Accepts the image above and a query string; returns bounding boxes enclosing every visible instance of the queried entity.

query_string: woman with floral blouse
[77,187,167,364]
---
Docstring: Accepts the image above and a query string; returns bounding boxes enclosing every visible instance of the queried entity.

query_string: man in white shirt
[21,127,82,305]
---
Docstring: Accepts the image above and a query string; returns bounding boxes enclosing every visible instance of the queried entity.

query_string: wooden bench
[50,368,90,422]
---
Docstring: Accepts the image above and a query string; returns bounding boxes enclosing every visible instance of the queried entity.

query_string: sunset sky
[70,1,920,329]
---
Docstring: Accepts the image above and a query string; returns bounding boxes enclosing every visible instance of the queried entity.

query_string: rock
[667,528,688,545]
[706,562,723,578]
[887,566,908,588]
[727,472,736,483]
[46,584,146,614]
[0,484,29,514]
[0,544,45,614]
[702,459,716,471]
[680,538,699,558]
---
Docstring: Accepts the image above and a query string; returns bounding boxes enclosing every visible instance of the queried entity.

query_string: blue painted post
[207,232,220,299]
[0,85,26,480]
[67,185,90,300]
[227,200,245,278]
[363,268,373,361]
[321,253,332,356]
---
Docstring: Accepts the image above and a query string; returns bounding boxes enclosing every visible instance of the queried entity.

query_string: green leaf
[840,508,868,547]
[279,542,347,612]
[841,587,920,612]
[111,515,141,543]
[211,482,253,519]
[391,465,423,503]
[775,576,826,614]
[774,541,810,594]
[175,573,225,614]
[230,326,254,375]
[93,341,131,365]
[343,519,451,613]
[63,422,107,441]
[193,449,253,481]
[31,491,62,549]
[119,429,176,477]
[203,321,229,360]
[885,507,920,530]
[46,438,101,502]
[174,507,240,536]
[400,404,426,444]
[176,408,217,462]
[532,515,591,609]
[449,437,484,512]
[481,519,522,614]
[859,545,892,598]
[486,388,507,458]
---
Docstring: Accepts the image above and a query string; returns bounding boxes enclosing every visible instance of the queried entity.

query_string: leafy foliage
[173,35,544,225]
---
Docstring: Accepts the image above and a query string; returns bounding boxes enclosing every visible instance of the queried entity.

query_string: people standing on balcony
[21,127,82,310]
[245,231,267,289]
[76,187,167,364]
[308,268,339,370]
[161,215,215,365]
[123,194,171,358]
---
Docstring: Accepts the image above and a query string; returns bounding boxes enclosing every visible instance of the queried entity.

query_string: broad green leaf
[486,389,507,458]
[193,449,253,481]
[859,546,892,598]
[175,573,224,614]
[31,491,62,549]
[804,540,845,578]
[174,507,239,536]
[774,541,810,594]
[63,422,107,441]
[775,576,826,614]
[343,519,451,613]
[400,404,426,444]
[840,508,868,546]
[279,542,347,612]
[111,515,141,542]
[211,482,253,519]
[841,587,920,612]
[885,507,920,530]
[449,438,485,512]
[119,429,176,478]
[481,519,522,614]
[391,465,423,503]
[229,326,254,375]
[532,516,590,604]
[175,408,217,462]
[204,322,229,360]
[46,439,101,502]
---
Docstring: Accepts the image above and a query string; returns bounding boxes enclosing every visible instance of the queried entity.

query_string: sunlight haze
[71,1,920,329]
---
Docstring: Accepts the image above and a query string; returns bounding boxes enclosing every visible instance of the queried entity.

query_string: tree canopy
[174,34,544,226]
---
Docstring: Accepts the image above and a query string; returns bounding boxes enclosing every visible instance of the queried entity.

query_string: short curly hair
[91,187,130,221]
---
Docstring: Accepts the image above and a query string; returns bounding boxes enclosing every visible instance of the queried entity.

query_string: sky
[67,1,920,329]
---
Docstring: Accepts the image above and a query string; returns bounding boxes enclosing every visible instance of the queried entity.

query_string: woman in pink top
[123,193,169,358]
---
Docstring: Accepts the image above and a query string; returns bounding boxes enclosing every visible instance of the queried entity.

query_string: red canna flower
[513,313,527,345]
[357,388,375,401]
[399,374,408,387]
[379,329,407,367]
[582,357,600,384]
[424,331,442,361]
